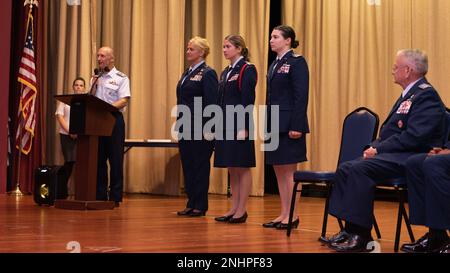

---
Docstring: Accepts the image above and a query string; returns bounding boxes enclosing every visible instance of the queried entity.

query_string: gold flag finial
[23,0,39,9]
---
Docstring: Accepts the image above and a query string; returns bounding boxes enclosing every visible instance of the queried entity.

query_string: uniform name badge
[277,64,290,74]
[396,100,412,114]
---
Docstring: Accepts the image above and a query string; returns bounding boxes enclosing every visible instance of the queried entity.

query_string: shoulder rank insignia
[116,71,126,78]
[418,83,432,90]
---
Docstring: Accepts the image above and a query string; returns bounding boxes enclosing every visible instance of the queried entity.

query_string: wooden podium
[54,94,117,210]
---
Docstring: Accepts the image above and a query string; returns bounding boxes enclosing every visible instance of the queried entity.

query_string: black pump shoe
[189,210,206,217]
[177,208,193,216]
[229,212,248,224]
[215,214,234,222]
[262,221,282,228]
[276,219,299,230]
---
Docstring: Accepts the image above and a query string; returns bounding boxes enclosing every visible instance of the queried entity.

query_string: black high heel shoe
[189,210,206,217]
[215,214,234,222]
[177,208,193,216]
[276,219,299,230]
[229,212,248,224]
[262,221,282,228]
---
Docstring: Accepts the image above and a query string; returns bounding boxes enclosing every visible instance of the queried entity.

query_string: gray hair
[398,49,428,76]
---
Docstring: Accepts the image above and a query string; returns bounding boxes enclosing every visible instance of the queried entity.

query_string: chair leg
[320,184,331,238]
[394,189,405,252]
[319,182,344,233]
[227,172,231,198]
[400,195,415,242]
[373,214,382,239]
[287,181,301,237]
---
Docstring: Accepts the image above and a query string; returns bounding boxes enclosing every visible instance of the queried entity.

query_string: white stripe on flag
[21,57,36,70]
[19,68,37,83]
[24,47,35,58]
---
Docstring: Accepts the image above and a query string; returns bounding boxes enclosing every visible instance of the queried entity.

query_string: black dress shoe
[439,243,450,254]
[188,210,206,217]
[429,238,450,253]
[401,232,449,253]
[114,202,120,208]
[401,233,429,253]
[262,221,282,228]
[330,234,374,253]
[229,212,248,224]
[215,214,234,222]
[319,230,350,245]
[177,208,193,216]
[276,219,299,230]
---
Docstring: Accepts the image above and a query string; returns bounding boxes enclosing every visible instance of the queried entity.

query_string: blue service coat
[217,58,257,136]
[176,63,218,137]
[266,50,309,133]
[370,78,447,164]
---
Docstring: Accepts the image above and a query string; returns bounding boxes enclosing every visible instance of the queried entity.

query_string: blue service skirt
[265,133,307,165]
[214,135,256,168]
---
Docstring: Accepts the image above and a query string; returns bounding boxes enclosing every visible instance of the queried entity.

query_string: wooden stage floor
[0,193,426,253]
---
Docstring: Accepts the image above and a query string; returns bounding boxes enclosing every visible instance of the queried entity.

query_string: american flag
[15,10,37,155]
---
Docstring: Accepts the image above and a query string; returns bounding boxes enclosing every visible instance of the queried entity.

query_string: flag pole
[8,0,39,196]
[8,111,24,196]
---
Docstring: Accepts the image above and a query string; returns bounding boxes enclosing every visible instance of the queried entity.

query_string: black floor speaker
[34,165,66,206]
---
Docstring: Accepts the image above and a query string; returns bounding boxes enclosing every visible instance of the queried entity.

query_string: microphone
[89,67,109,95]
[94,67,110,77]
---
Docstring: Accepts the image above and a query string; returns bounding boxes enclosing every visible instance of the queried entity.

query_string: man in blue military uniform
[92,46,130,207]
[401,141,450,253]
[323,49,446,252]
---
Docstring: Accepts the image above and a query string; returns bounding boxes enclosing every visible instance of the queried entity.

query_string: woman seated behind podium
[55,77,86,199]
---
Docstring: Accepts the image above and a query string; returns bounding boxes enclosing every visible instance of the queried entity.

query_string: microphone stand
[89,71,102,96]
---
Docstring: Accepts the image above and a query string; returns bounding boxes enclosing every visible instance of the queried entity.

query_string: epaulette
[116,71,126,78]
[419,83,432,90]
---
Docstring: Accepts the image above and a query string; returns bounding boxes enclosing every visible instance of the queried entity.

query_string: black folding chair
[287,107,380,238]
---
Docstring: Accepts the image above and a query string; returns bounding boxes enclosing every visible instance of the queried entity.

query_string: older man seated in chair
[401,141,450,253]
[322,49,447,252]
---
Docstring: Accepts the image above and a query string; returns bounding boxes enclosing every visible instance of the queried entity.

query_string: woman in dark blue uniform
[262,26,310,229]
[214,35,257,224]
[176,37,218,217]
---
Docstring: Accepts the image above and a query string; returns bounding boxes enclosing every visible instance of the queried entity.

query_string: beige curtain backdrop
[282,0,450,172]
[125,0,185,195]
[44,0,96,165]
[185,0,271,196]
[412,0,450,106]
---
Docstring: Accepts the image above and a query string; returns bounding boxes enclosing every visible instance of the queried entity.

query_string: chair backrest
[336,107,379,167]
[445,108,450,142]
